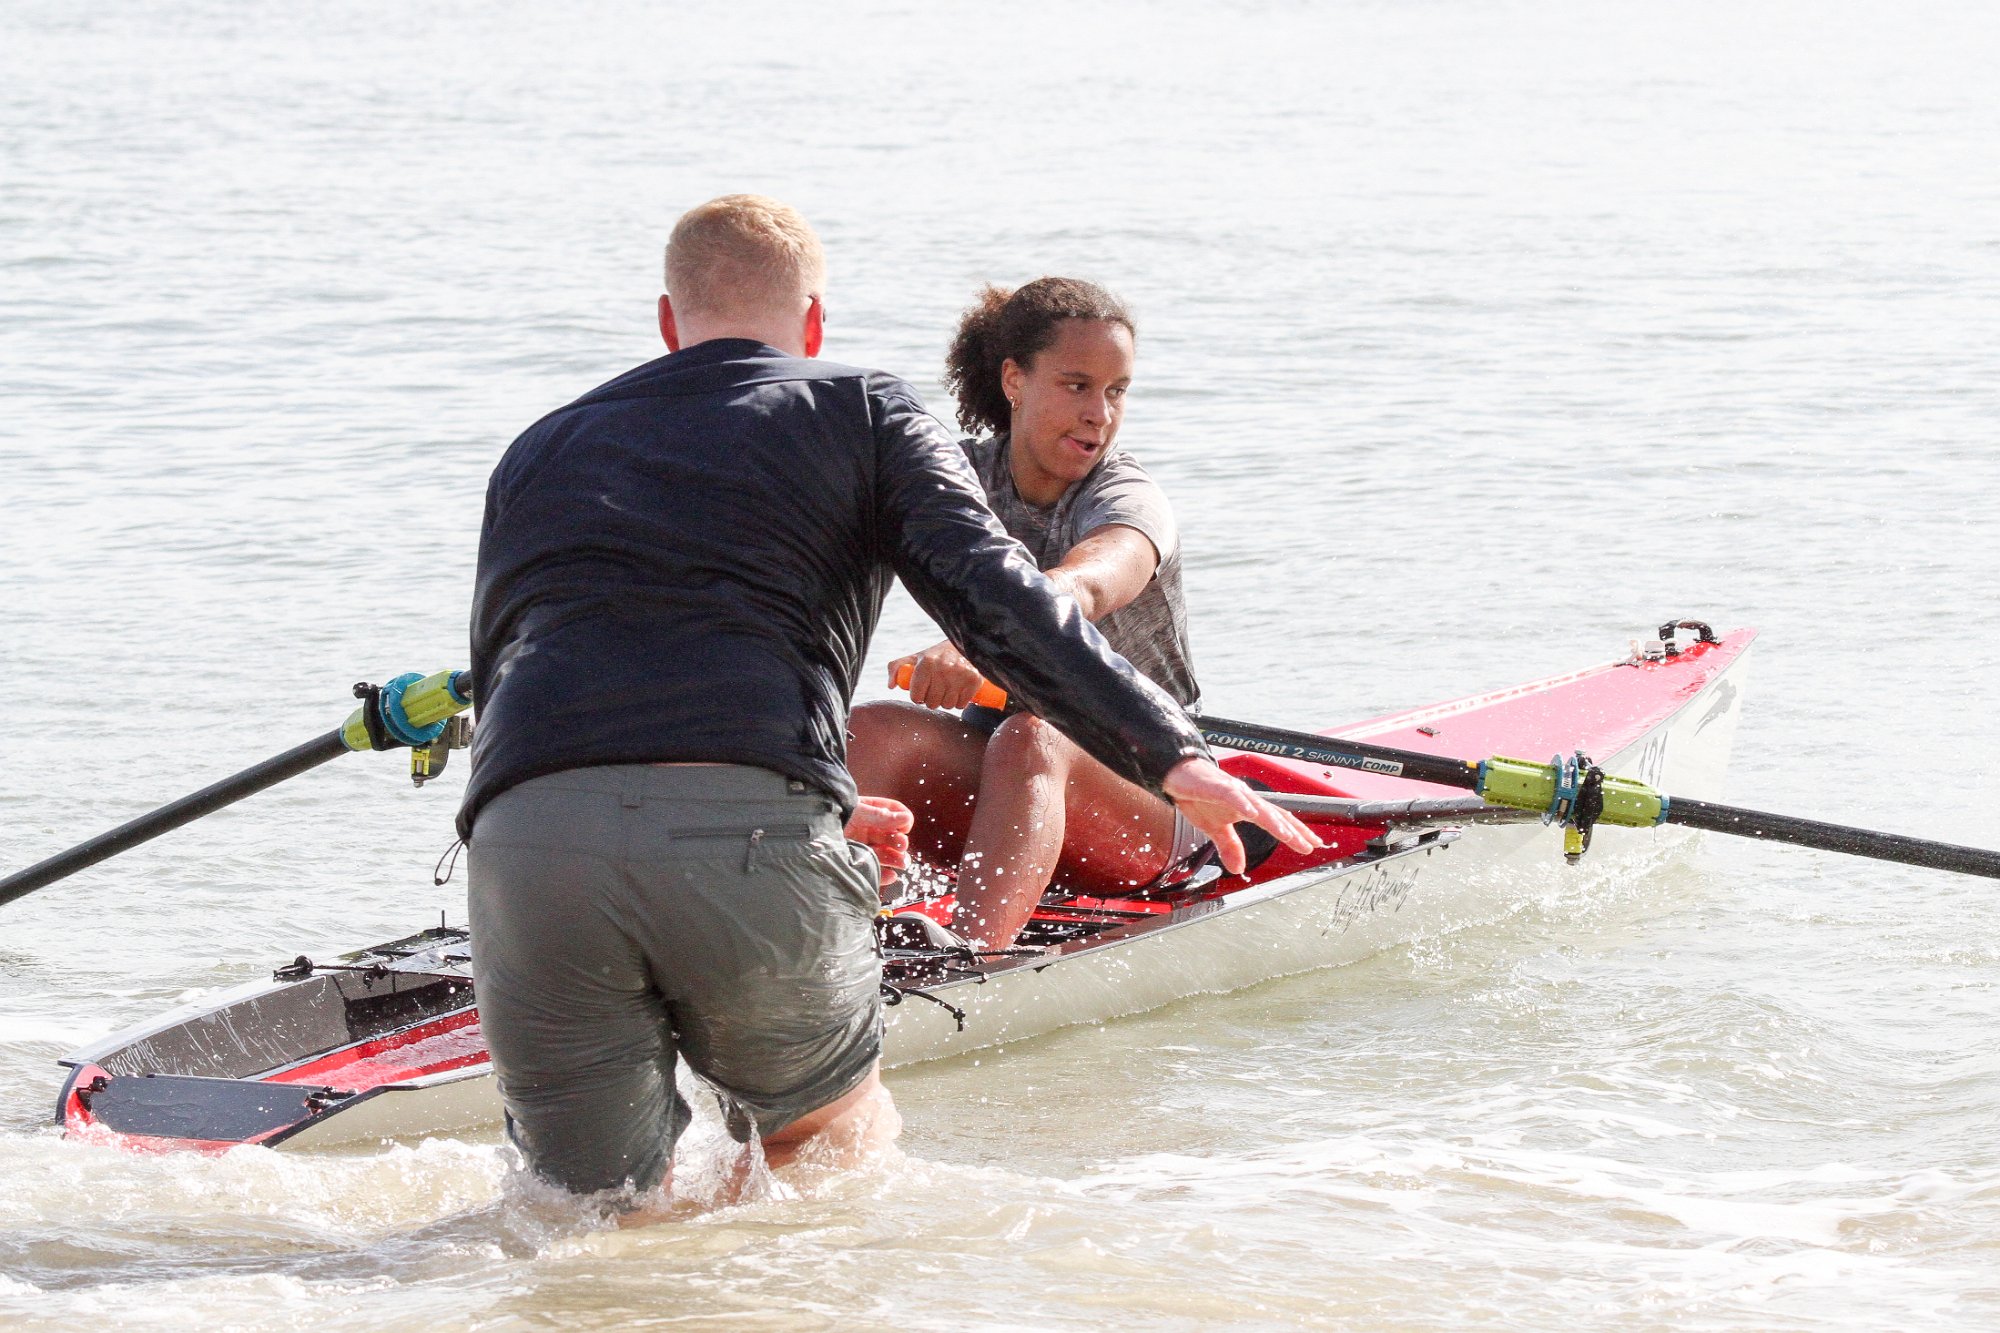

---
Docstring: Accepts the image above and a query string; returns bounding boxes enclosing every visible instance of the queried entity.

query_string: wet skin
[854,318,1318,946]
[855,319,1174,946]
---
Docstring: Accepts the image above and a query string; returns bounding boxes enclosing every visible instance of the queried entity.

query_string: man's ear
[659,295,682,351]
[803,294,825,359]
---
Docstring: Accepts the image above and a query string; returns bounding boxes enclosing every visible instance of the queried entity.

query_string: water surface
[3,1,1998,1326]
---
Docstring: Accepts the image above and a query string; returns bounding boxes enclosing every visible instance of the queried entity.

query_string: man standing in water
[460,195,1316,1212]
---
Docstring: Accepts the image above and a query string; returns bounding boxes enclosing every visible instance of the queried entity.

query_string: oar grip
[891,662,1009,711]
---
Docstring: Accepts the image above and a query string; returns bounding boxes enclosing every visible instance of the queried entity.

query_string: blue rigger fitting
[376,672,450,747]
[1544,751,1580,825]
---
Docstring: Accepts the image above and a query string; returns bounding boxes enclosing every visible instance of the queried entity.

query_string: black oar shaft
[1668,797,2000,880]
[1198,714,2000,881]
[1197,715,1481,790]
[0,729,348,909]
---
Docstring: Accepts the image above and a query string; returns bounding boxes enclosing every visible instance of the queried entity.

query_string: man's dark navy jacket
[460,339,1207,839]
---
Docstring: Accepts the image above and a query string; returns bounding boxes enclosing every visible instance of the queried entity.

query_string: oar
[1196,715,2000,879]
[0,670,473,909]
[1266,794,1537,827]
[884,677,2000,880]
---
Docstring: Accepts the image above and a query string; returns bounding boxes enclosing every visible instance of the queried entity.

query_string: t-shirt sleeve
[1074,462,1179,568]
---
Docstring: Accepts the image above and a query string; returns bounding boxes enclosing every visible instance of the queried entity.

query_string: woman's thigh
[849,702,1178,889]
[978,715,1179,892]
[846,700,990,862]
[1049,742,1181,892]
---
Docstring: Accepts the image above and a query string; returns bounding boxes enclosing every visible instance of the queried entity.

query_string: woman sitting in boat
[847,277,1203,949]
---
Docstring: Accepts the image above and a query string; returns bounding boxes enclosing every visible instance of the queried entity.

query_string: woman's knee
[985,713,1070,775]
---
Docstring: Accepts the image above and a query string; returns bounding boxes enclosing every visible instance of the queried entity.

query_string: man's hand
[845,795,914,887]
[887,639,986,710]
[1161,758,1321,874]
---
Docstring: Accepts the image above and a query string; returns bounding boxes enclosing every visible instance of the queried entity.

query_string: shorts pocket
[810,840,882,918]
[667,824,825,874]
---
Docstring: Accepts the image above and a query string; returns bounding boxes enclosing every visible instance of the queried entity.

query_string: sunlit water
[3,1,1998,1327]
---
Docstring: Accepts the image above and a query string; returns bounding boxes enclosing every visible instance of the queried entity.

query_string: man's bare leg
[617,1067,901,1226]
[759,1066,901,1171]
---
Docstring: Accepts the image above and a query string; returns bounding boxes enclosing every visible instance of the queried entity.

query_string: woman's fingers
[909,641,981,709]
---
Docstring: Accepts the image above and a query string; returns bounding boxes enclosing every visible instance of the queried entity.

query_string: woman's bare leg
[1048,766,1186,894]
[952,714,1180,948]
[851,703,1182,946]
[846,701,988,862]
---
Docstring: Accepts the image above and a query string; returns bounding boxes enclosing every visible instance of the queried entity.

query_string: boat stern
[56,1060,377,1152]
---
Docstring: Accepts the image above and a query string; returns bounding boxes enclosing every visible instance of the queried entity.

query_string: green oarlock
[339,670,474,752]
[1475,756,1558,817]
[1475,755,1669,828]
[398,670,471,731]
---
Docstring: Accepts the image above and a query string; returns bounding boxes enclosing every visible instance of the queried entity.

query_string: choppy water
[4,1,1999,1327]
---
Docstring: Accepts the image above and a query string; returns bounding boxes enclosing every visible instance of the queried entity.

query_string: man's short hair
[664,195,826,323]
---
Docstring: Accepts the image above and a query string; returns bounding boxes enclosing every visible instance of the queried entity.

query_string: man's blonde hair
[664,194,826,323]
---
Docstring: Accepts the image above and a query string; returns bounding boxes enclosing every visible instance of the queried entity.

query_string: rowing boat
[54,626,1755,1152]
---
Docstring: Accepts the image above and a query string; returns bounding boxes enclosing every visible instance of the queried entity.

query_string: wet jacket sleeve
[867,377,1211,793]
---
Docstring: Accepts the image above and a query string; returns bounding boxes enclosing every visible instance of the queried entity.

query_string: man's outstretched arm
[868,381,1317,864]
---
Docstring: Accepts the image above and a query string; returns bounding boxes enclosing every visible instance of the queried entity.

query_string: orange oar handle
[892,662,1010,711]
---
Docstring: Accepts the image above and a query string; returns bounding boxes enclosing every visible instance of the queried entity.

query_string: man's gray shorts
[468,763,882,1196]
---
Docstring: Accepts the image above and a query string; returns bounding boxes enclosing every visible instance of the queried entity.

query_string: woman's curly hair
[942,277,1135,436]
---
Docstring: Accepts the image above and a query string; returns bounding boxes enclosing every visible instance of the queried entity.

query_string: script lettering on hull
[1319,864,1420,936]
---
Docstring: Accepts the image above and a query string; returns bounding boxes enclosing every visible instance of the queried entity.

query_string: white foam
[0,1014,86,1045]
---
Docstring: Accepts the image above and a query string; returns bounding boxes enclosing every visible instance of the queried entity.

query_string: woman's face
[1001,318,1135,506]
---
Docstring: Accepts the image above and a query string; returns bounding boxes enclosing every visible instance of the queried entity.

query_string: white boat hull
[275,645,1749,1149]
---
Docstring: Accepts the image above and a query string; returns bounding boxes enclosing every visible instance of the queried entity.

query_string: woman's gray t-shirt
[961,434,1199,709]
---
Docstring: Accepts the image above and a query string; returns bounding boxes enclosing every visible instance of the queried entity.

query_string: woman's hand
[845,795,914,887]
[1161,759,1321,874]
[887,639,986,710]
